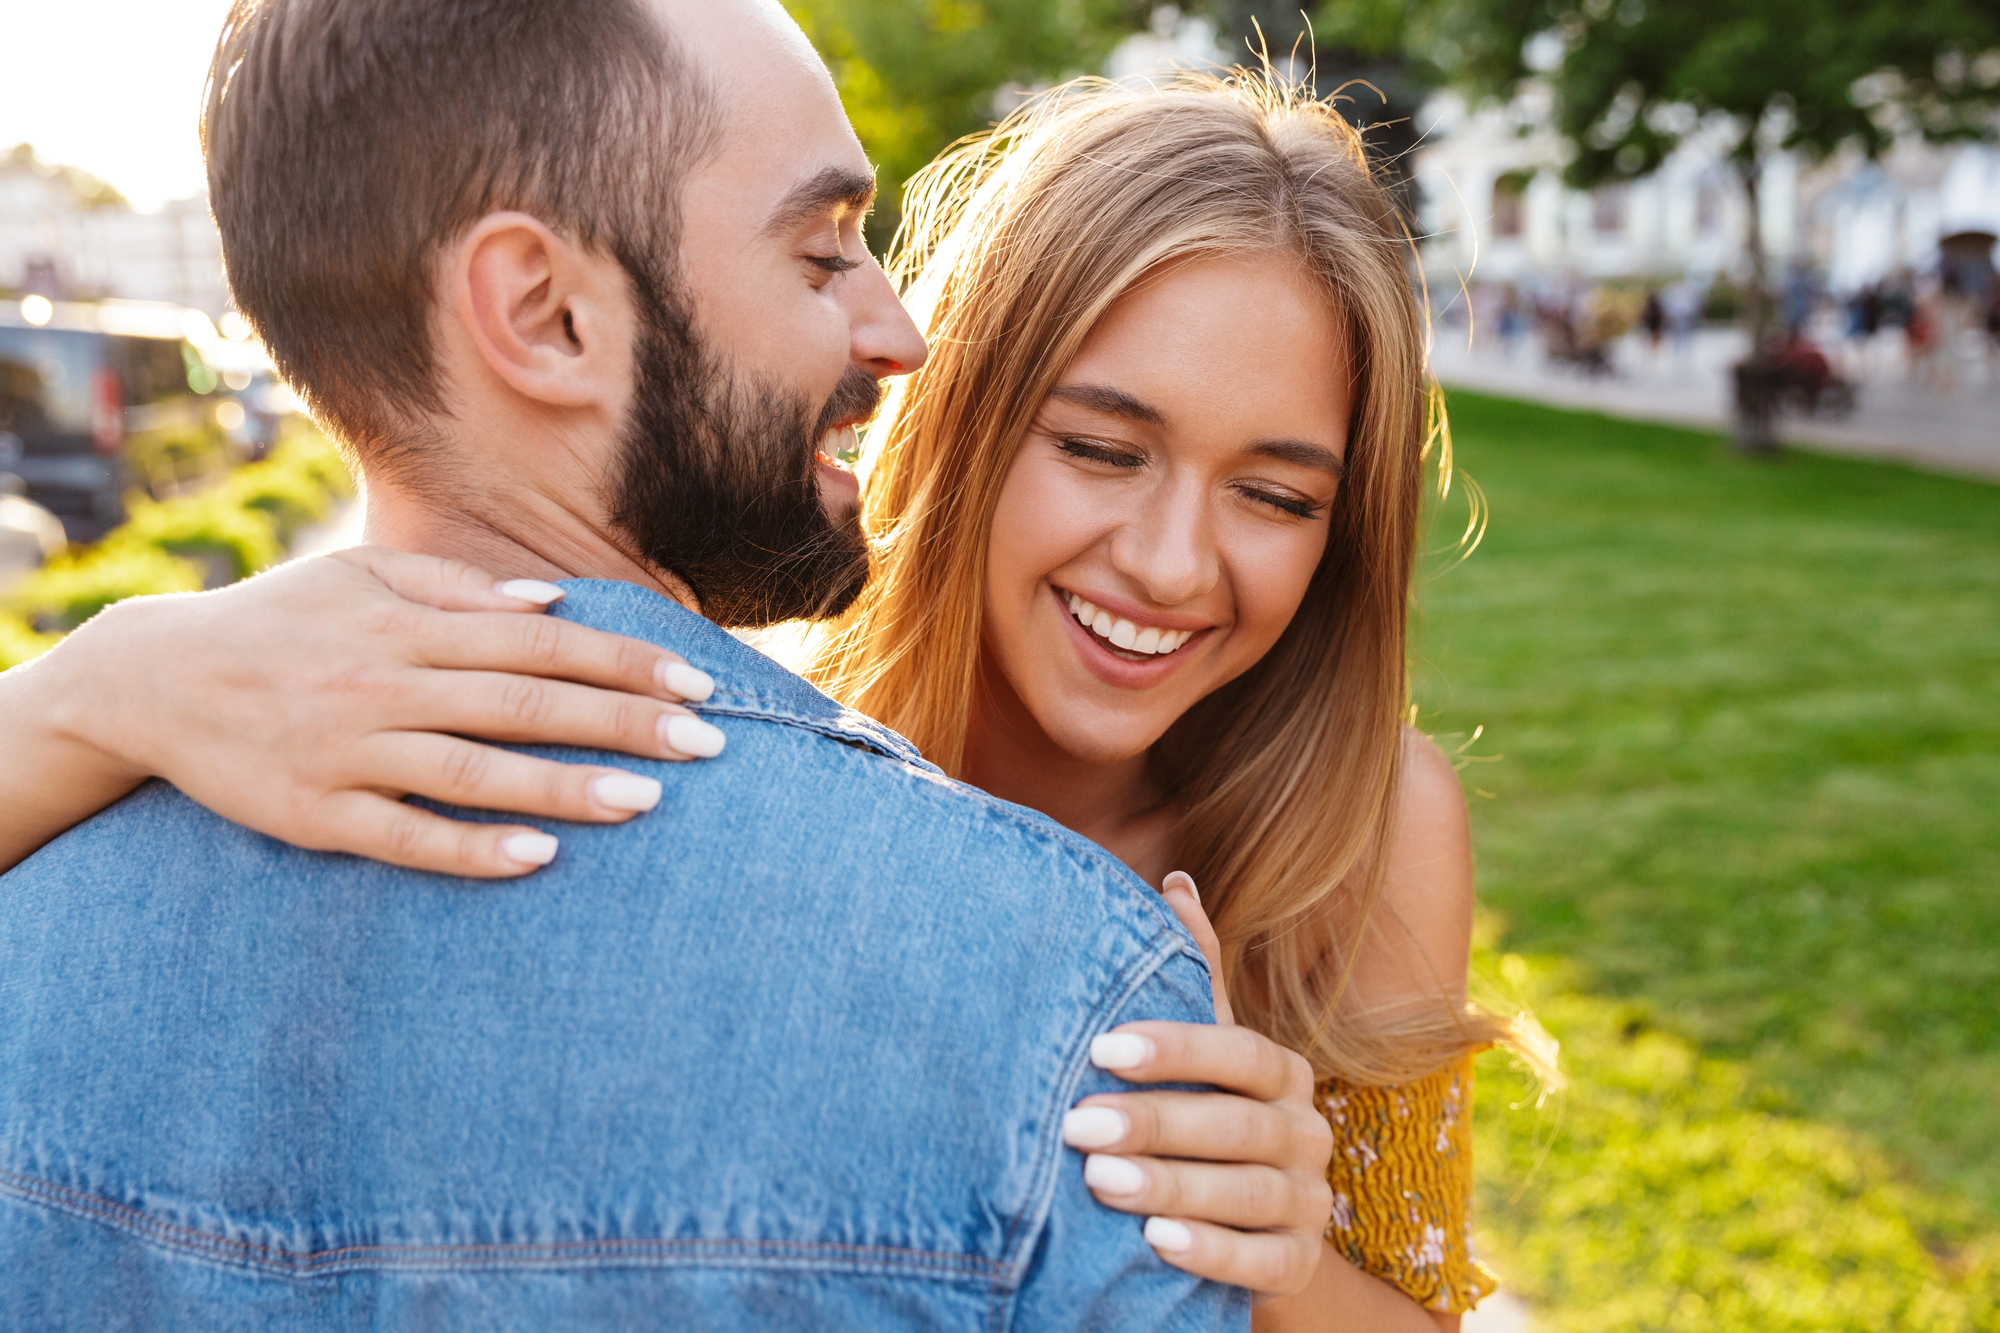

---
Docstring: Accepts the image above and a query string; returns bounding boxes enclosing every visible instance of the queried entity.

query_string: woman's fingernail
[1061,1106,1129,1150]
[501,832,559,867]
[590,773,662,812]
[1163,871,1199,903]
[1083,1154,1147,1197]
[1090,1033,1154,1071]
[660,661,715,703]
[662,715,727,759]
[495,579,565,605]
[1143,1216,1195,1253]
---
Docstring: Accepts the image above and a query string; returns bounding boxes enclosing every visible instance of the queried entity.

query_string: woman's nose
[1108,481,1220,610]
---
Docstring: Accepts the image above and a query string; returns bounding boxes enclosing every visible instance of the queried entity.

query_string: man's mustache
[814,365,885,438]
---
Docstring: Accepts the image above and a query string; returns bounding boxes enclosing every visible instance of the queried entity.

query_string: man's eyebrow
[1047,383,1166,426]
[1248,437,1345,477]
[763,166,878,235]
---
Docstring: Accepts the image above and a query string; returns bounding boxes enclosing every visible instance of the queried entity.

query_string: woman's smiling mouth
[1060,589,1202,661]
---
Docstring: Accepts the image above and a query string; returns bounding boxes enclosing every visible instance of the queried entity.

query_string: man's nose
[848,255,929,377]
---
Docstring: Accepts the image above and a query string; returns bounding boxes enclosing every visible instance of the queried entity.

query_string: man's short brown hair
[202,0,716,467]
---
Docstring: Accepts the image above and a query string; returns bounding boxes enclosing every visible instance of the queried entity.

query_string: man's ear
[449,212,630,409]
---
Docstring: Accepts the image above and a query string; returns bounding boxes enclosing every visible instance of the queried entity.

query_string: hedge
[0,423,355,670]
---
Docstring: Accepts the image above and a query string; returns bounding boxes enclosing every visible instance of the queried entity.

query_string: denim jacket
[0,580,1246,1331]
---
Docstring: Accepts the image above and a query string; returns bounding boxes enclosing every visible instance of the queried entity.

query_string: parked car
[0,299,237,542]
[0,461,68,585]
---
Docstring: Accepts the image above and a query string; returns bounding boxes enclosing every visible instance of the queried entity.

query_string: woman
[2,74,1546,1328]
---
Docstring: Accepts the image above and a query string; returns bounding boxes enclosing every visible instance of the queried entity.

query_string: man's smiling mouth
[1061,590,1196,660]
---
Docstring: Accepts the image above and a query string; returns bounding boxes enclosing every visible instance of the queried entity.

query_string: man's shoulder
[545,579,1180,934]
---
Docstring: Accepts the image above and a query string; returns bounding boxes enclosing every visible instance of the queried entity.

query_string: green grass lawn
[1423,392,2000,1330]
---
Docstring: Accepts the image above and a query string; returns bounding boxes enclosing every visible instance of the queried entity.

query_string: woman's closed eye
[1055,436,1146,468]
[1234,482,1325,520]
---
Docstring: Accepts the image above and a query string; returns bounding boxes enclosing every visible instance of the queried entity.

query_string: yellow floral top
[1316,1054,1497,1314]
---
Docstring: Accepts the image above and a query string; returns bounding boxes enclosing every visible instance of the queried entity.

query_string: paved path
[1463,1291,1534,1332]
[1430,326,2000,482]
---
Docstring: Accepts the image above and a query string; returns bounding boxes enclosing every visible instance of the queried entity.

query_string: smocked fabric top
[1317,1053,1497,1314]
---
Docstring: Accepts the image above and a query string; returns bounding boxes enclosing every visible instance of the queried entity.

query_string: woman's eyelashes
[1055,435,1146,468]
[1236,484,1325,520]
[806,252,863,276]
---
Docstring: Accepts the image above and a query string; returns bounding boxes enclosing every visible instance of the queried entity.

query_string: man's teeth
[1062,591,1193,656]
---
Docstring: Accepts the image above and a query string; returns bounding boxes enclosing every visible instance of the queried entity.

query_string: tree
[786,0,1152,249]
[1197,2,1442,221]
[1435,0,1998,445]
[2,144,128,210]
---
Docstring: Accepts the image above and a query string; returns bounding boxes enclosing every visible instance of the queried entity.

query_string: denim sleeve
[1006,945,1253,1333]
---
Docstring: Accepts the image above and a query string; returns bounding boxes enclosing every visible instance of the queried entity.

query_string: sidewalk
[1429,326,2000,482]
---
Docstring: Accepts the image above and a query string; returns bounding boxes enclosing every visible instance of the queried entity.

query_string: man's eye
[808,254,864,274]
[1055,437,1145,469]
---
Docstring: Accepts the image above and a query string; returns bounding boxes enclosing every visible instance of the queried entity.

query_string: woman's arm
[1071,734,1478,1327]
[1255,729,1480,1332]
[1,547,722,877]
[0,637,154,873]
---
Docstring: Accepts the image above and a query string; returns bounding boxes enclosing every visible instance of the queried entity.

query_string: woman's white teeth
[1062,591,1193,656]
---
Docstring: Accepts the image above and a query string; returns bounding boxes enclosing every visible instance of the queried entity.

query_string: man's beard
[607,273,878,629]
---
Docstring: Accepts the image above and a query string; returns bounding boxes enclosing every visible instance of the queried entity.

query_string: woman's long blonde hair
[810,71,1542,1087]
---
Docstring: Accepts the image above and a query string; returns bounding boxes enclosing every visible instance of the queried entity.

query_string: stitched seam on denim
[992,922,1195,1333]
[687,701,921,764]
[0,1167,1005,1282]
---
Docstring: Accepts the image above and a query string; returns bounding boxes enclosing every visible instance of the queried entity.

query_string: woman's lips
[1052,586,1209,688]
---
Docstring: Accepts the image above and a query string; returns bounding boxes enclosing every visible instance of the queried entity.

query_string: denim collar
[550,579,933,771]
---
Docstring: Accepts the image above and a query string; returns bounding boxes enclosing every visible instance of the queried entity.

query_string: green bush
[1,422,354,651]
[114,490,283,584]
[5,543,203,632]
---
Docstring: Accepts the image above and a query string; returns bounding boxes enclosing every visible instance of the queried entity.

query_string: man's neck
[359,472,701,614]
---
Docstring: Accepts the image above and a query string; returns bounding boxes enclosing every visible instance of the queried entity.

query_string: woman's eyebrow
[763,166,878,236]
[1248,437,1345,477]
[1047,383,1166,426]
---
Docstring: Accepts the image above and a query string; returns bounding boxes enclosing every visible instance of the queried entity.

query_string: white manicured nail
[495,579,564,605]
[1144,1217,1194,1253]
[1084,1154,1147,1196]
[500,832,559,866]
[660,661,715,703]
[1090,1033,1154,1071]
[590,773,661,812]
[1162,871,1199,903]
[1061,1106,1129,1150]
[663,715,726,759]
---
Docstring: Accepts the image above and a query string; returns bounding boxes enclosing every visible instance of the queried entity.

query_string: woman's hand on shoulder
[1061,874,1335,1301]
[28,546,721,877]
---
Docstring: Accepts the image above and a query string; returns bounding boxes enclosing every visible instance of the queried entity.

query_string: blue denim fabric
[0,580,1247,1331]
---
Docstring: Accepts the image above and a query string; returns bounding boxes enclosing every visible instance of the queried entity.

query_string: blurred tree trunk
[1734,160,1778,453]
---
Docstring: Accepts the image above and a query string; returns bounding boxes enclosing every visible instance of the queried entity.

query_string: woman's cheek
[995,455,1110,582]
[1226,523,1327,655]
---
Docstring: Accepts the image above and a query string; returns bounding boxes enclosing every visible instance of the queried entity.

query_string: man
[0,0,1243,1327]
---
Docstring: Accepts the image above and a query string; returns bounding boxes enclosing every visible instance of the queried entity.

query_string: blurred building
[1414,89,2000,296]
[0,147,227,315]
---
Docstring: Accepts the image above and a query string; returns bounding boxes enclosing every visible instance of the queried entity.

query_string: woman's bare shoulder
[1341,726,1476,1007]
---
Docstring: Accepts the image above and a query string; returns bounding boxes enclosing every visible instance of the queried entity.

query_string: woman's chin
[1035,711,1172,770]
